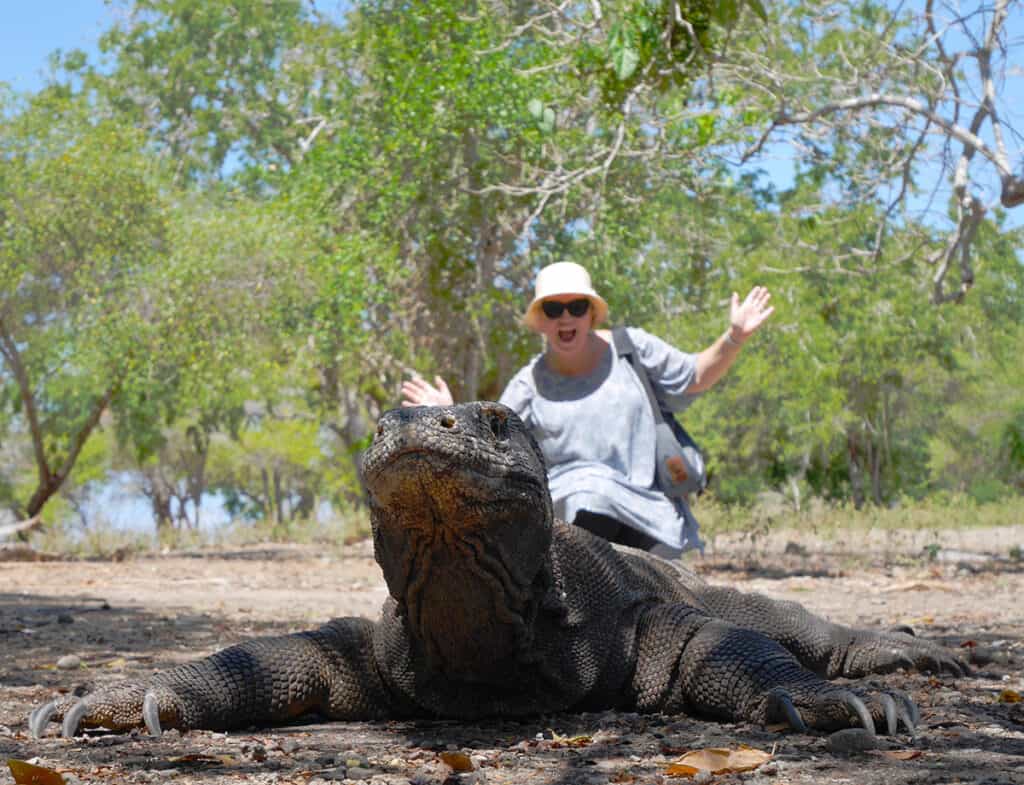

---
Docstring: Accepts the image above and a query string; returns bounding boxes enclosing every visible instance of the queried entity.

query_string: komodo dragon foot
[837,628,970,677]
[30,682,167,738]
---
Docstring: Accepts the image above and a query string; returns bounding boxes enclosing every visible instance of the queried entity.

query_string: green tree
[0,92,168,520]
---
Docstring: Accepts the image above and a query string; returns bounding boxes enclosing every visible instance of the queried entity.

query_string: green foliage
[94,0,317,180]
[0,91,171,516]
[5,0,1022,540]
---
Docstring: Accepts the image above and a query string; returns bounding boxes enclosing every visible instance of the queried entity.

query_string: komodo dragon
[31,402,969,739]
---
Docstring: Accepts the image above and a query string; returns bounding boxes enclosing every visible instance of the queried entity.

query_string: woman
[402,261,773,557]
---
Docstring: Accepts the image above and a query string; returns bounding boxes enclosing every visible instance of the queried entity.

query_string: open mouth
[557,327,577,343]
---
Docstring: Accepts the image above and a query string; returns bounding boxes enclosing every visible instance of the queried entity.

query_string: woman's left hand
[729,286,774,343]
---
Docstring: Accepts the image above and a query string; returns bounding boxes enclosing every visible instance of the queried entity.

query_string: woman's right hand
[401,375,454,407]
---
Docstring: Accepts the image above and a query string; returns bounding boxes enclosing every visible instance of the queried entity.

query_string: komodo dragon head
[361,402,555,676]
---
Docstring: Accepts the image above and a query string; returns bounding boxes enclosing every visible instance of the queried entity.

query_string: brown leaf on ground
[7,759,66,785]
[665,745,772,777]
[882,750,924,760]
[881,581,951,594]
[439,751,474,772]
[997,689,1022,703]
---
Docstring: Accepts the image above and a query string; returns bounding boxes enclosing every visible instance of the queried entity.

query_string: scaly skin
[31,402,966,739]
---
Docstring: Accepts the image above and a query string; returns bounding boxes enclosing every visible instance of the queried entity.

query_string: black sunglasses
[541,298,591,319]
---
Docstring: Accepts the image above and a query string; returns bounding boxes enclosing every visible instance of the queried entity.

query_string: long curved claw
[874,649,916,674]
[879,694,898,735]
[890,688,919,730]
[61,700,89,739]
[948,656,970,678]
[923,650,968,677]
[836,690,875,735]
[888,624,915,637]
[143,691,163,737]
[765,689,807,732]
[29,701,57,739]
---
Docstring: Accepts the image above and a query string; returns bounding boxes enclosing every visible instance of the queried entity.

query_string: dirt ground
[1,525,1023,785]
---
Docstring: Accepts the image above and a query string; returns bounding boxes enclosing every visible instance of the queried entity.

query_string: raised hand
[729,286,774,343]
[401,375,454,407]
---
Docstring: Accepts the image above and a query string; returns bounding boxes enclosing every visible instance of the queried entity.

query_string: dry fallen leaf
[882,750,923,760]
[882,581,949,595]
[439,752,474,772]
[997,689,1022,704]
[7,758,66,785]
[544,731,592,749]
[665,745,772,777]
[103,657,127,669]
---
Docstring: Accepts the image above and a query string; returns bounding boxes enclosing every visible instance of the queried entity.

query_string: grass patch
[694,493,1024,547]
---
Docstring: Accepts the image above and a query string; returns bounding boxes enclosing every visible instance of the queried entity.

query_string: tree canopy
[1,0,1021,534]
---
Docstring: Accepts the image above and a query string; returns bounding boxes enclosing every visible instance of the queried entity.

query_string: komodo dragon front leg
[30,618,394,738]
[630,604,920,735]
[689,584,970,680]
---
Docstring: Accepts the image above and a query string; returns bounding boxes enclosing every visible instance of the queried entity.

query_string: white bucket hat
[522,261,610,332]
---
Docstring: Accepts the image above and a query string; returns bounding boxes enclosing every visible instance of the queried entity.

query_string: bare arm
[689,287,774,393]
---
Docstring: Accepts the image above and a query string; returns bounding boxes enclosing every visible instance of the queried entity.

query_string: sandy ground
[1,526,1023,785]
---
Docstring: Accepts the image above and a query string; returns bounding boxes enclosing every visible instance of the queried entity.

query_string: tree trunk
[261,468,273,524]
[847,432,866,509]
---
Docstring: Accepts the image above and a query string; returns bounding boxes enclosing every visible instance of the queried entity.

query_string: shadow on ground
[1,569,1022,785]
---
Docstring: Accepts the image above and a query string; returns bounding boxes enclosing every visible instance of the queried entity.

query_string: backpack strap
[612,327,666,426]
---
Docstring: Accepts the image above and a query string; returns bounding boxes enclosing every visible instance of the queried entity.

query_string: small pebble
[56,655,81,670]
[827,727,879,755]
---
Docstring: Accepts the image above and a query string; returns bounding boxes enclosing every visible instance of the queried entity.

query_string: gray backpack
[612,327,708,497]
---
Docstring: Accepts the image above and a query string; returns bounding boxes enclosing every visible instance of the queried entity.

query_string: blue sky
[1,2,116,93]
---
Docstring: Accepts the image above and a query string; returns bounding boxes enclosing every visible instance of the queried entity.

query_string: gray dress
[499,327,704,552]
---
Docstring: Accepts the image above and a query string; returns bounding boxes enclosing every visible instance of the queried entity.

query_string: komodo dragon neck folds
[32,402,968,739]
